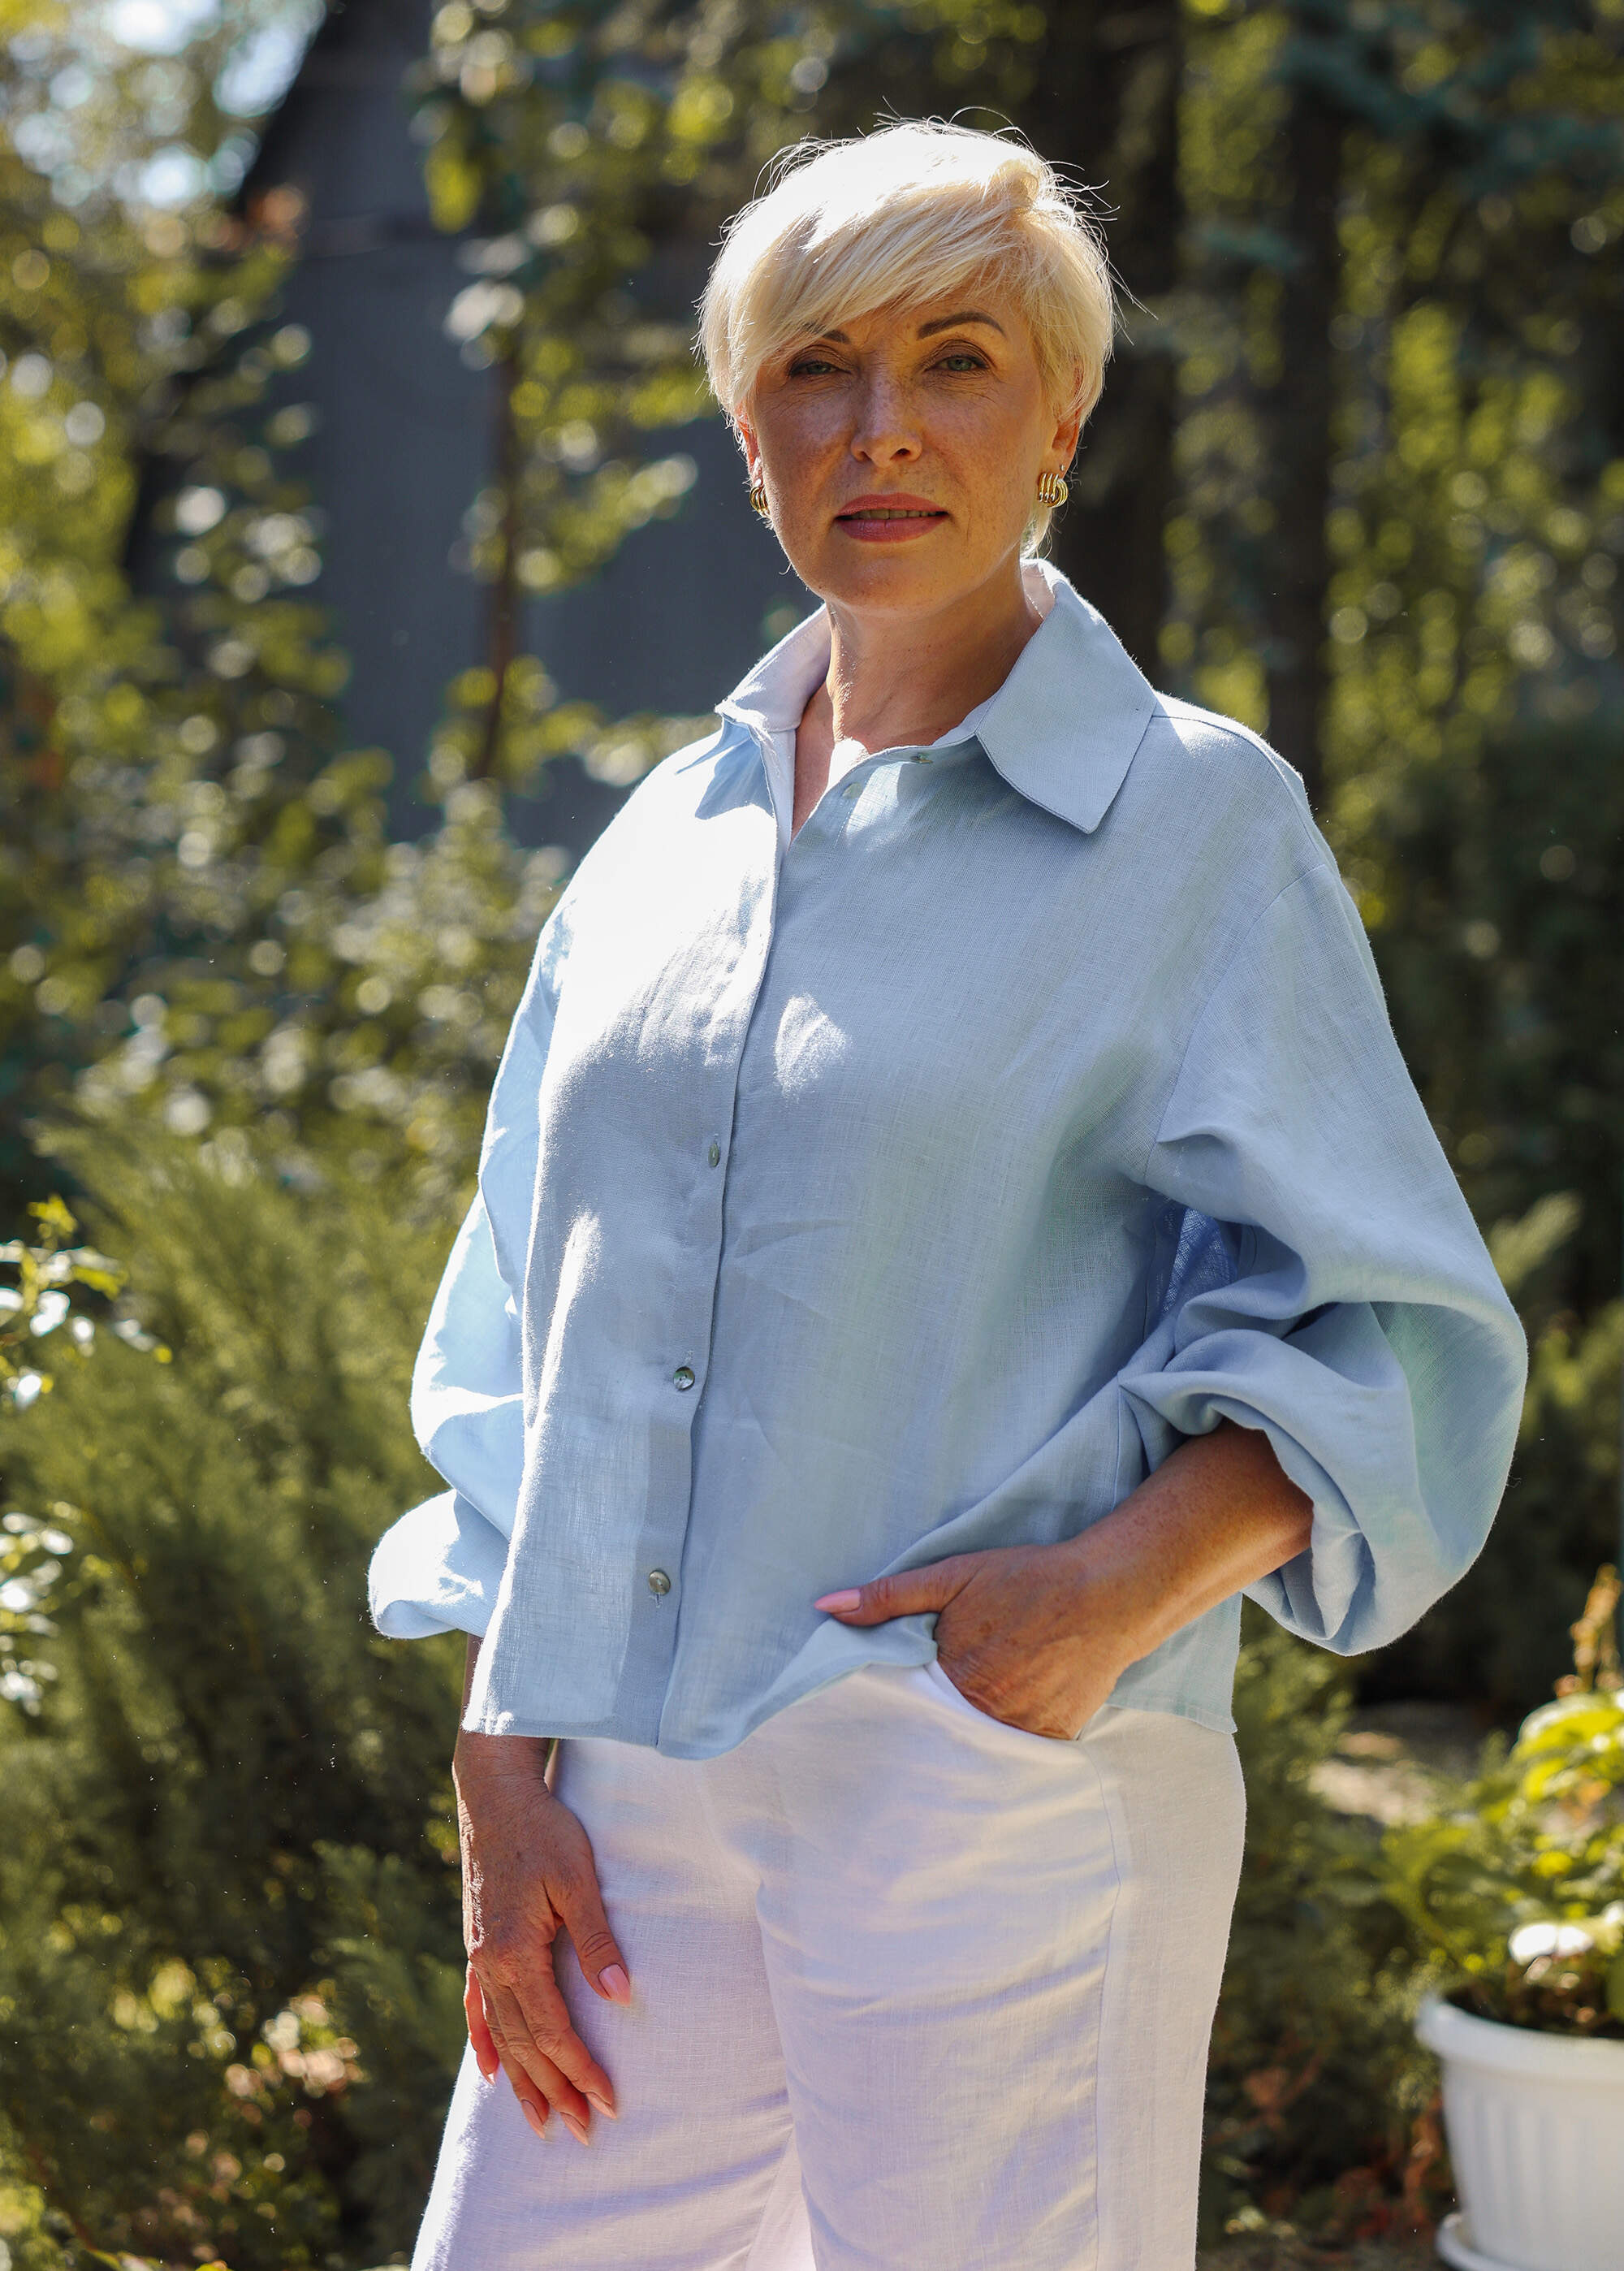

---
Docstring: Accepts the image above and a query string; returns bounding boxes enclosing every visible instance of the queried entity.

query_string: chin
[805,543,963,616]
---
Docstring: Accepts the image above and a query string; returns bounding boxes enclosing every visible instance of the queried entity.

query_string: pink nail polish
[599,1963,631,2003]
[587,2090,618,2119]
[814,1589,862,1612]
[562,2111,590,2145]
[520,2099,548,2139]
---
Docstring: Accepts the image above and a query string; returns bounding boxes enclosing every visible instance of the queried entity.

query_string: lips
[835,494,945,521]
[833,493,948,539]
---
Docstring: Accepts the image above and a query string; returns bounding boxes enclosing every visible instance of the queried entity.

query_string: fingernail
[814,1590,862,1612]
[561,2111,590,2145]
[598,1963,631,2004]
[520,2098,548,2139]
[587,2089,618,2119]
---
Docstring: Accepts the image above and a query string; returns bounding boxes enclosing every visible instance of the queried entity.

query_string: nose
[849,370,922,468]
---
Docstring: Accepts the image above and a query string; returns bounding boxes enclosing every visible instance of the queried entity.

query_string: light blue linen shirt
[369,562,1527,1757]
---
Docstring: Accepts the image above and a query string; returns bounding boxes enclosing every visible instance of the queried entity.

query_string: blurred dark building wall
[219,0,792,850]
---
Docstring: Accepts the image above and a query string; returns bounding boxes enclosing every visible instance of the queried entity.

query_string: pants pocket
[918,1659,1082,1750]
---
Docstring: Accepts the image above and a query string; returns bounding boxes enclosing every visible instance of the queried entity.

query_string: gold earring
[1037,469,1069,508]
[749,474,770,517]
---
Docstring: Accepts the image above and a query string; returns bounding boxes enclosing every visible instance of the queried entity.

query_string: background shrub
[0,1138,465,2269]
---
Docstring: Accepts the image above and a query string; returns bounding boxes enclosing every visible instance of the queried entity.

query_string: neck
[818,554,1047,754]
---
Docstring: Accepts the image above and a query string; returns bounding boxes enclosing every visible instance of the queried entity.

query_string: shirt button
[672,1365,695,1390]
[647,1569,672,1598]
[706,1139,721,1167]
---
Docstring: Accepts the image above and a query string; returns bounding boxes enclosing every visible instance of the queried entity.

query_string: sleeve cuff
[369,1488,509,1641]
[1118,1307,1442,1656]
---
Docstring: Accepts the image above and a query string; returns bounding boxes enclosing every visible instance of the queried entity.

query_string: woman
[370,121,1526,2270]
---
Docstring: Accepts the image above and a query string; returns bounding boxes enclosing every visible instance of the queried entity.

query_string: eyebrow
[808,310,1008,346]
[917,310,1006,338]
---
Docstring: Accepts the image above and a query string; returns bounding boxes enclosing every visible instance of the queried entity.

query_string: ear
[735,410,762,483]
[1047,390,1085,473]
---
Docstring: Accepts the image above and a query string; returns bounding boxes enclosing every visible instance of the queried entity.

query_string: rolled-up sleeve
[1121,860,1527,1656]
[368,903,567,1641]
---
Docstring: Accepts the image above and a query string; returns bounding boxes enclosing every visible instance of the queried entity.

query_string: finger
[512,1959,621,2123]
[814,1559,970,1624]
[495,2036,571,2143]
[555,1866,633,2009]
[486,1959,617,2130]
[486,2015,562,2139]
[465,1964,499,2083]
[483,1983,592,2135]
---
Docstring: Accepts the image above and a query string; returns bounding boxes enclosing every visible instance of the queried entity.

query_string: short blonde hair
[698,119,1115,497]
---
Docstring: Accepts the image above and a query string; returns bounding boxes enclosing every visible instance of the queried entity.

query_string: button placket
[651,763,789,1750]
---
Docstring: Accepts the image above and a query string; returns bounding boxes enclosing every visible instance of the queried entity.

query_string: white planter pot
[1417,1993,1624,2271]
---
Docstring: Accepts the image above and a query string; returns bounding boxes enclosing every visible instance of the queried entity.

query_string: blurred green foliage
[1203,1617,1444,2247]
[1358,709,1623,1707]
[0,0,1621,2261]
[0,1136,464,2271]
[0,1195,127,1414]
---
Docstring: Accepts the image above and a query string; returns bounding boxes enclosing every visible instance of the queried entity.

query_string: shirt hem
[460,1663,1237,1755]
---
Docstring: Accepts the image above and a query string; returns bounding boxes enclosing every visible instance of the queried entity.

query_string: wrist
[1052,1520,1163,1678]
[453,1726,555,1799]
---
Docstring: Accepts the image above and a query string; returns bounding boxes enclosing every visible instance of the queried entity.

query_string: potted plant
[1385,1569,1624,2271]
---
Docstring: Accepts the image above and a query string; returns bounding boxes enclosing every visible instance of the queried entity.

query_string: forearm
[454,1635,555,1792]
[1061,1418,1312,1673]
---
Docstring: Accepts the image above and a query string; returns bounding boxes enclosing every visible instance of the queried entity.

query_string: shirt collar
[715,559,1160,836]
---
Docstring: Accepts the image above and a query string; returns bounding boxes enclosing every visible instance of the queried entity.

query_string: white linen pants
[413,1663,1246,2271]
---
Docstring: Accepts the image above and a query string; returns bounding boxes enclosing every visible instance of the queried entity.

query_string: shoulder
[649,716,735,785]
[1071,684,1370,1015]
[1142,694,1315,834]
[1151,694,1307,800]
[551,719,737,899]
[603,716,736,824]
[529,716,757,966]
[1113,690,1332,895]
[600,716,752,834]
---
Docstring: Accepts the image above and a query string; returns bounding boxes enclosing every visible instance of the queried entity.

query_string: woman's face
[738,288,1081,624]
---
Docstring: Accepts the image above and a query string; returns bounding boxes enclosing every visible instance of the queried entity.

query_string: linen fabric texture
[369,562,1527,1755]
[409,1664,1247,2271]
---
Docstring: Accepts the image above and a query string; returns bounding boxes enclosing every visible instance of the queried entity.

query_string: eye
[787,354,843,378]
[933,349,990,374]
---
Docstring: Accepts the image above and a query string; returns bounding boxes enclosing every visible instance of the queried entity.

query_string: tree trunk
[1260,61,1341,811]
[1014,1,1183,679]
[473,348,521,783]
